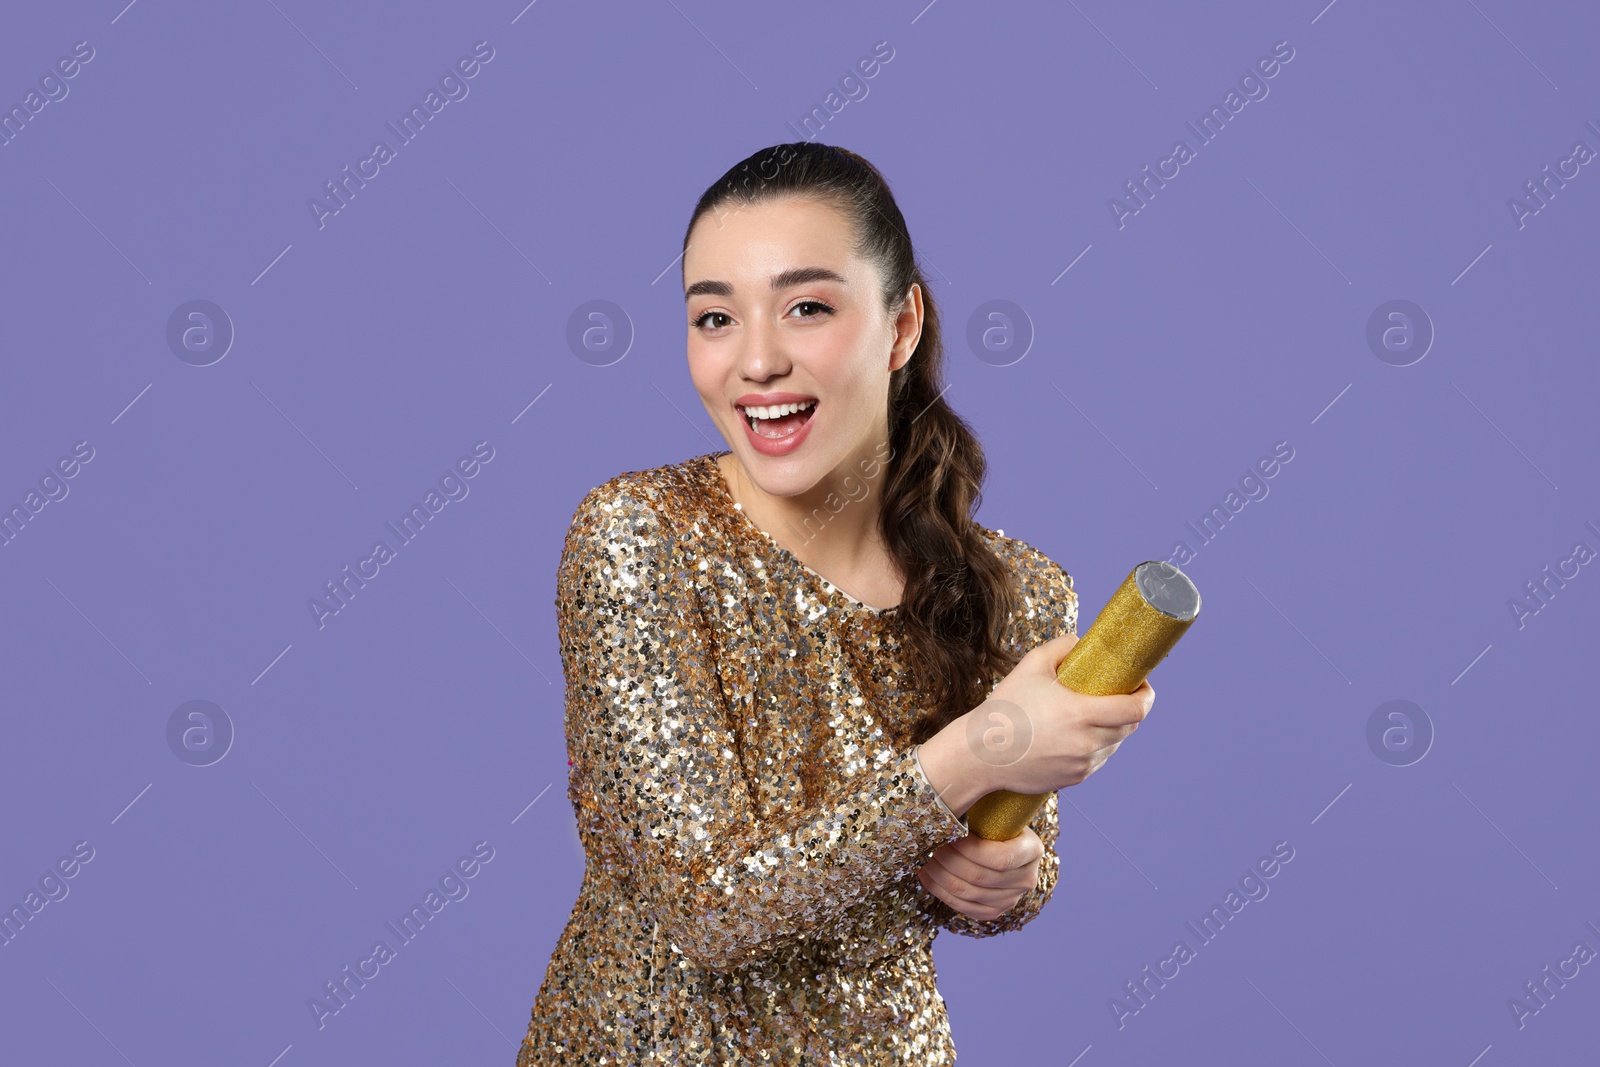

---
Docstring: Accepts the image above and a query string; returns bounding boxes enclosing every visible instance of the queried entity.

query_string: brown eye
[692,311,732,331]
[789,300,835,319]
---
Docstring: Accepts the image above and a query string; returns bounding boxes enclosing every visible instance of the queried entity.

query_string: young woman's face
[683,195,919,496]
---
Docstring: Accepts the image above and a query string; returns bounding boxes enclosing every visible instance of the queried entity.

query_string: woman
[517,142,1154,1064]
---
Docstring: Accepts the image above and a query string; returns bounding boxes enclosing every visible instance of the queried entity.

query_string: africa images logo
[1107,39,1297,230]
[308,41,496,230]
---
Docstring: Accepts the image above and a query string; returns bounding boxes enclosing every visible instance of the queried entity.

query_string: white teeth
[741,400,817,421]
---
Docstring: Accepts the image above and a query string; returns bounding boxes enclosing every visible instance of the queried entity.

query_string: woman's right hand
[972,632,1155,794]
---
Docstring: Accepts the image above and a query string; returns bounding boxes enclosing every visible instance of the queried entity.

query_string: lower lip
[739,404,817,456]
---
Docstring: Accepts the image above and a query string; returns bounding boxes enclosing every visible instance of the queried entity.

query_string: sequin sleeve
[557,483,973,972]
[935,558,1077,939]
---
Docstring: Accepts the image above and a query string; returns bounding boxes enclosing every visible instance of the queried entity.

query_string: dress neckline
[696,451,902,617]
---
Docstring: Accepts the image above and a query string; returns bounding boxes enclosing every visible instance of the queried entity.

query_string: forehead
[683,196,865,291]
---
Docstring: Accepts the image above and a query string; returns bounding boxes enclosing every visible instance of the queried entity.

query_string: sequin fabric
[516,451,1079,1065]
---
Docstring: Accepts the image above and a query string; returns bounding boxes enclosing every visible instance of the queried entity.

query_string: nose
[736,318,790,382]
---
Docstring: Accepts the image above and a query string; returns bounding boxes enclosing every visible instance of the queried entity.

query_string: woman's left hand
[915,827,1044,921]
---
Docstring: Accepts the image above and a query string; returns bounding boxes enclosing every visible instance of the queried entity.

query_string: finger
[925,857,1038,916]
[1076,690,1155,729]
[929,849,1018,895]
[949,830,1042,872]
[972,828,1044,868]
[1031,631,1078,669]
[943,836,1043,883]
[1077,721,1137,747]
[917,865,974,913]
[920,858,1032,913]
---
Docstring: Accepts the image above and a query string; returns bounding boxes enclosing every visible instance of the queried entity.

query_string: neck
[716,450,901,609]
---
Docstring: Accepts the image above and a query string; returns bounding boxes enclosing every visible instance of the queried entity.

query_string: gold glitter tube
[966,561,1201,841]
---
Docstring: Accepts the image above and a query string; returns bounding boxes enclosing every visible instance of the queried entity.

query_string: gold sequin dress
[517,451,1079,1065]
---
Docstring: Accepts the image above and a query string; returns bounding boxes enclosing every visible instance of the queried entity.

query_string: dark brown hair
[682,142,1021,745]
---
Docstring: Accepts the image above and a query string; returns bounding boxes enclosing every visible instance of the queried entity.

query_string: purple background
[3,1,1597,1063]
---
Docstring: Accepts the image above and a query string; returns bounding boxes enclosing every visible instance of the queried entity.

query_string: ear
[889,282,923,372]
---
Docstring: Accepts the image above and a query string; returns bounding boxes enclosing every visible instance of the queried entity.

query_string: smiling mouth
[739,400,818,438]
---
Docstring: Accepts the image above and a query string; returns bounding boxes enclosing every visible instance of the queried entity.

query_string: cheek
[685,348,721,396]
[810,350,872,407]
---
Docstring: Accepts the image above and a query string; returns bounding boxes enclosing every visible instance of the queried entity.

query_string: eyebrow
[684,266,848,303]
